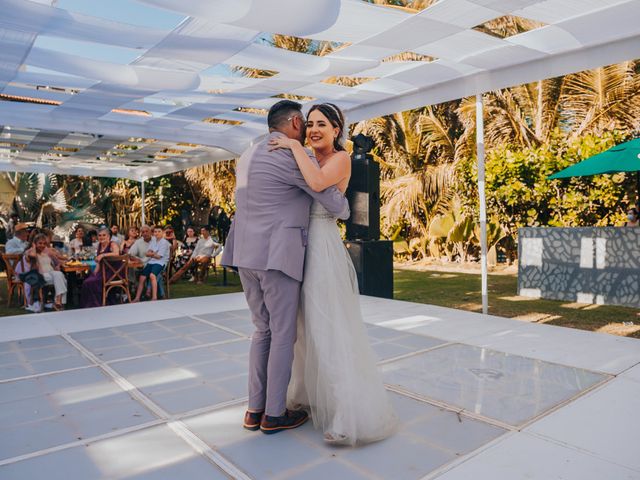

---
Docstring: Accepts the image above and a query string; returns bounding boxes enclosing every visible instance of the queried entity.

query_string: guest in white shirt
[192,227,221,259]
[127,225,153,266]
[5,223,29,254]
[25,233,67,311]
[169,226,221,284]
[69,227,85,256]
[132,226,171,302]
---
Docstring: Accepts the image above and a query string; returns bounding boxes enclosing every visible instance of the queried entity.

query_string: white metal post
[476,94,488,315]
[141,180,146,225]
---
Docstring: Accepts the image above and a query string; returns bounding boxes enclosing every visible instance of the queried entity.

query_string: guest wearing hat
[5,223,29,254]
[7,213,19,239]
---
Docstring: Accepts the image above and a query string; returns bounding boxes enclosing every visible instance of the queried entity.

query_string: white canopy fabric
[1,0,640,180]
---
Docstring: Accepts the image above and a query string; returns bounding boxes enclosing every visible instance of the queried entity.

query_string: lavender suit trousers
[239,268,301,417]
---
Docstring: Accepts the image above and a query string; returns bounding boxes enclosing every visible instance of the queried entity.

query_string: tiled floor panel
[0,336,92,381]
[382,343,607,426]
[0,294,637,479]
[0,367,156,461]
[183,392,506,480]
[70,317,243,362]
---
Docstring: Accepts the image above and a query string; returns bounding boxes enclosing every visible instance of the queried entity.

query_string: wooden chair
[161,245,177,299]
[201,256,216,281]
[200,244,223,282]
[35,284,56,313]
[101,255,131,306]
[160,264,170,299]
[2,253,26,307]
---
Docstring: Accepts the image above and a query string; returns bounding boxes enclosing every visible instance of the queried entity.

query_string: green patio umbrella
[548,137,640,200]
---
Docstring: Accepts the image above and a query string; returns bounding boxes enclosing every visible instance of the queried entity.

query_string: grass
[394,268,640,339]
[2,268,639,340]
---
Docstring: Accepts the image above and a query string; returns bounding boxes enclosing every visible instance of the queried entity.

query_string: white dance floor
[1,293,639,479]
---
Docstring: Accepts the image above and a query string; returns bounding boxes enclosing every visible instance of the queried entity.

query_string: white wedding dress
[287,201,398,445]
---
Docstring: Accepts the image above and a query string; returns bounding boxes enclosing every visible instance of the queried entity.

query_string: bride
[269,103,397,446]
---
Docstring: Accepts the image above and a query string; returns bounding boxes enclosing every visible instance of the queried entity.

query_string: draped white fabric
[0,0,639,180]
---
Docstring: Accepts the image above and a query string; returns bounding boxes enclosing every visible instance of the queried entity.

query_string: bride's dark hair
[307,103,346,152]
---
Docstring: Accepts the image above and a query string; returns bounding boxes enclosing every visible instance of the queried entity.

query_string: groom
[221,100,350,434]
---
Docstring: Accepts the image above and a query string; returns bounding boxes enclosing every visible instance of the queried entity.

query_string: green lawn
[394,268,640,339]
[2,268,639,340]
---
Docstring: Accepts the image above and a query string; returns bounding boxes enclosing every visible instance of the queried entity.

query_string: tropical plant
[184,160,236,214]
[352,109,460,258]
[4,173,104,234]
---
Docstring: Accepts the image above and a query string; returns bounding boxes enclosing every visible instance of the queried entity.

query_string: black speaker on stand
[344,134,393,299]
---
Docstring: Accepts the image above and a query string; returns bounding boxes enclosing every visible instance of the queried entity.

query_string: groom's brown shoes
[260,409,308,434]
[243,410,264,431]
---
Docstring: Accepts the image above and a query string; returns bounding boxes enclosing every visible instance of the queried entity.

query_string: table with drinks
[60,246,143,308]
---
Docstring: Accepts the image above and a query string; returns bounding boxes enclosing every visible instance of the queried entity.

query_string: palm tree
[352,109,458,257]
[5,173,104,237]
[562,61,640,139]
[184,160,236,212]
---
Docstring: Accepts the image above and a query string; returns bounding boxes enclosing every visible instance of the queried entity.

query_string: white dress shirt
[5,237,27,254]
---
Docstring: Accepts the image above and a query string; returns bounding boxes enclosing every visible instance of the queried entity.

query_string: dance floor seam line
[61,334,168,419]
[523,430,640,474]
[385,384,516,432]
[419,431,519,480]
[615,360,640,379]
[166,421,253,480]
[512,375,613,432]
[376,342,455,365]
[0,418,166,468]
[189,313,251,338]
[101,337,248,365]
[0,364,96,385]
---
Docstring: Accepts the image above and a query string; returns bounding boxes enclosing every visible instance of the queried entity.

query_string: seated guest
[128,225,152,266]
[87,229,99,249]
[69,227,85,256]
[43,229,68,264]
[80,226,120,308]
[110,225,124,245]
[121,226,139,255]
[164,226,181,250]
[6,213,19,239]
[175,226,198,274]
[625,208,639,227]
[7,225,42,312]
[25,233,67,311]
[5,223,29,254]
[170,226,221,284]
[132,225,171,302]
[164,226,181,272]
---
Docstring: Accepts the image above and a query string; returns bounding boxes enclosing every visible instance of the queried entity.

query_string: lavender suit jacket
[221,132,350,282]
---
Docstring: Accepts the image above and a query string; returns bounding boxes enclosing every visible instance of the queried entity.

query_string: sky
[30,0,243,76]
[31,0,186,65]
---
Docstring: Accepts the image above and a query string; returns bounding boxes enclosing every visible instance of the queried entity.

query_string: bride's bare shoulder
[326,150,350,167]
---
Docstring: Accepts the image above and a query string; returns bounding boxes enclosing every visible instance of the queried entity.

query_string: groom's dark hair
[268,99,302,130]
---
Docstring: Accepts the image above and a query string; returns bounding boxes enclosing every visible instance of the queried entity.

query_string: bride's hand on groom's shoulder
[268,137,297,151]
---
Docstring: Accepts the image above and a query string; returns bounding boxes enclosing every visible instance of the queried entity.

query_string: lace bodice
[310,200,336,220]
